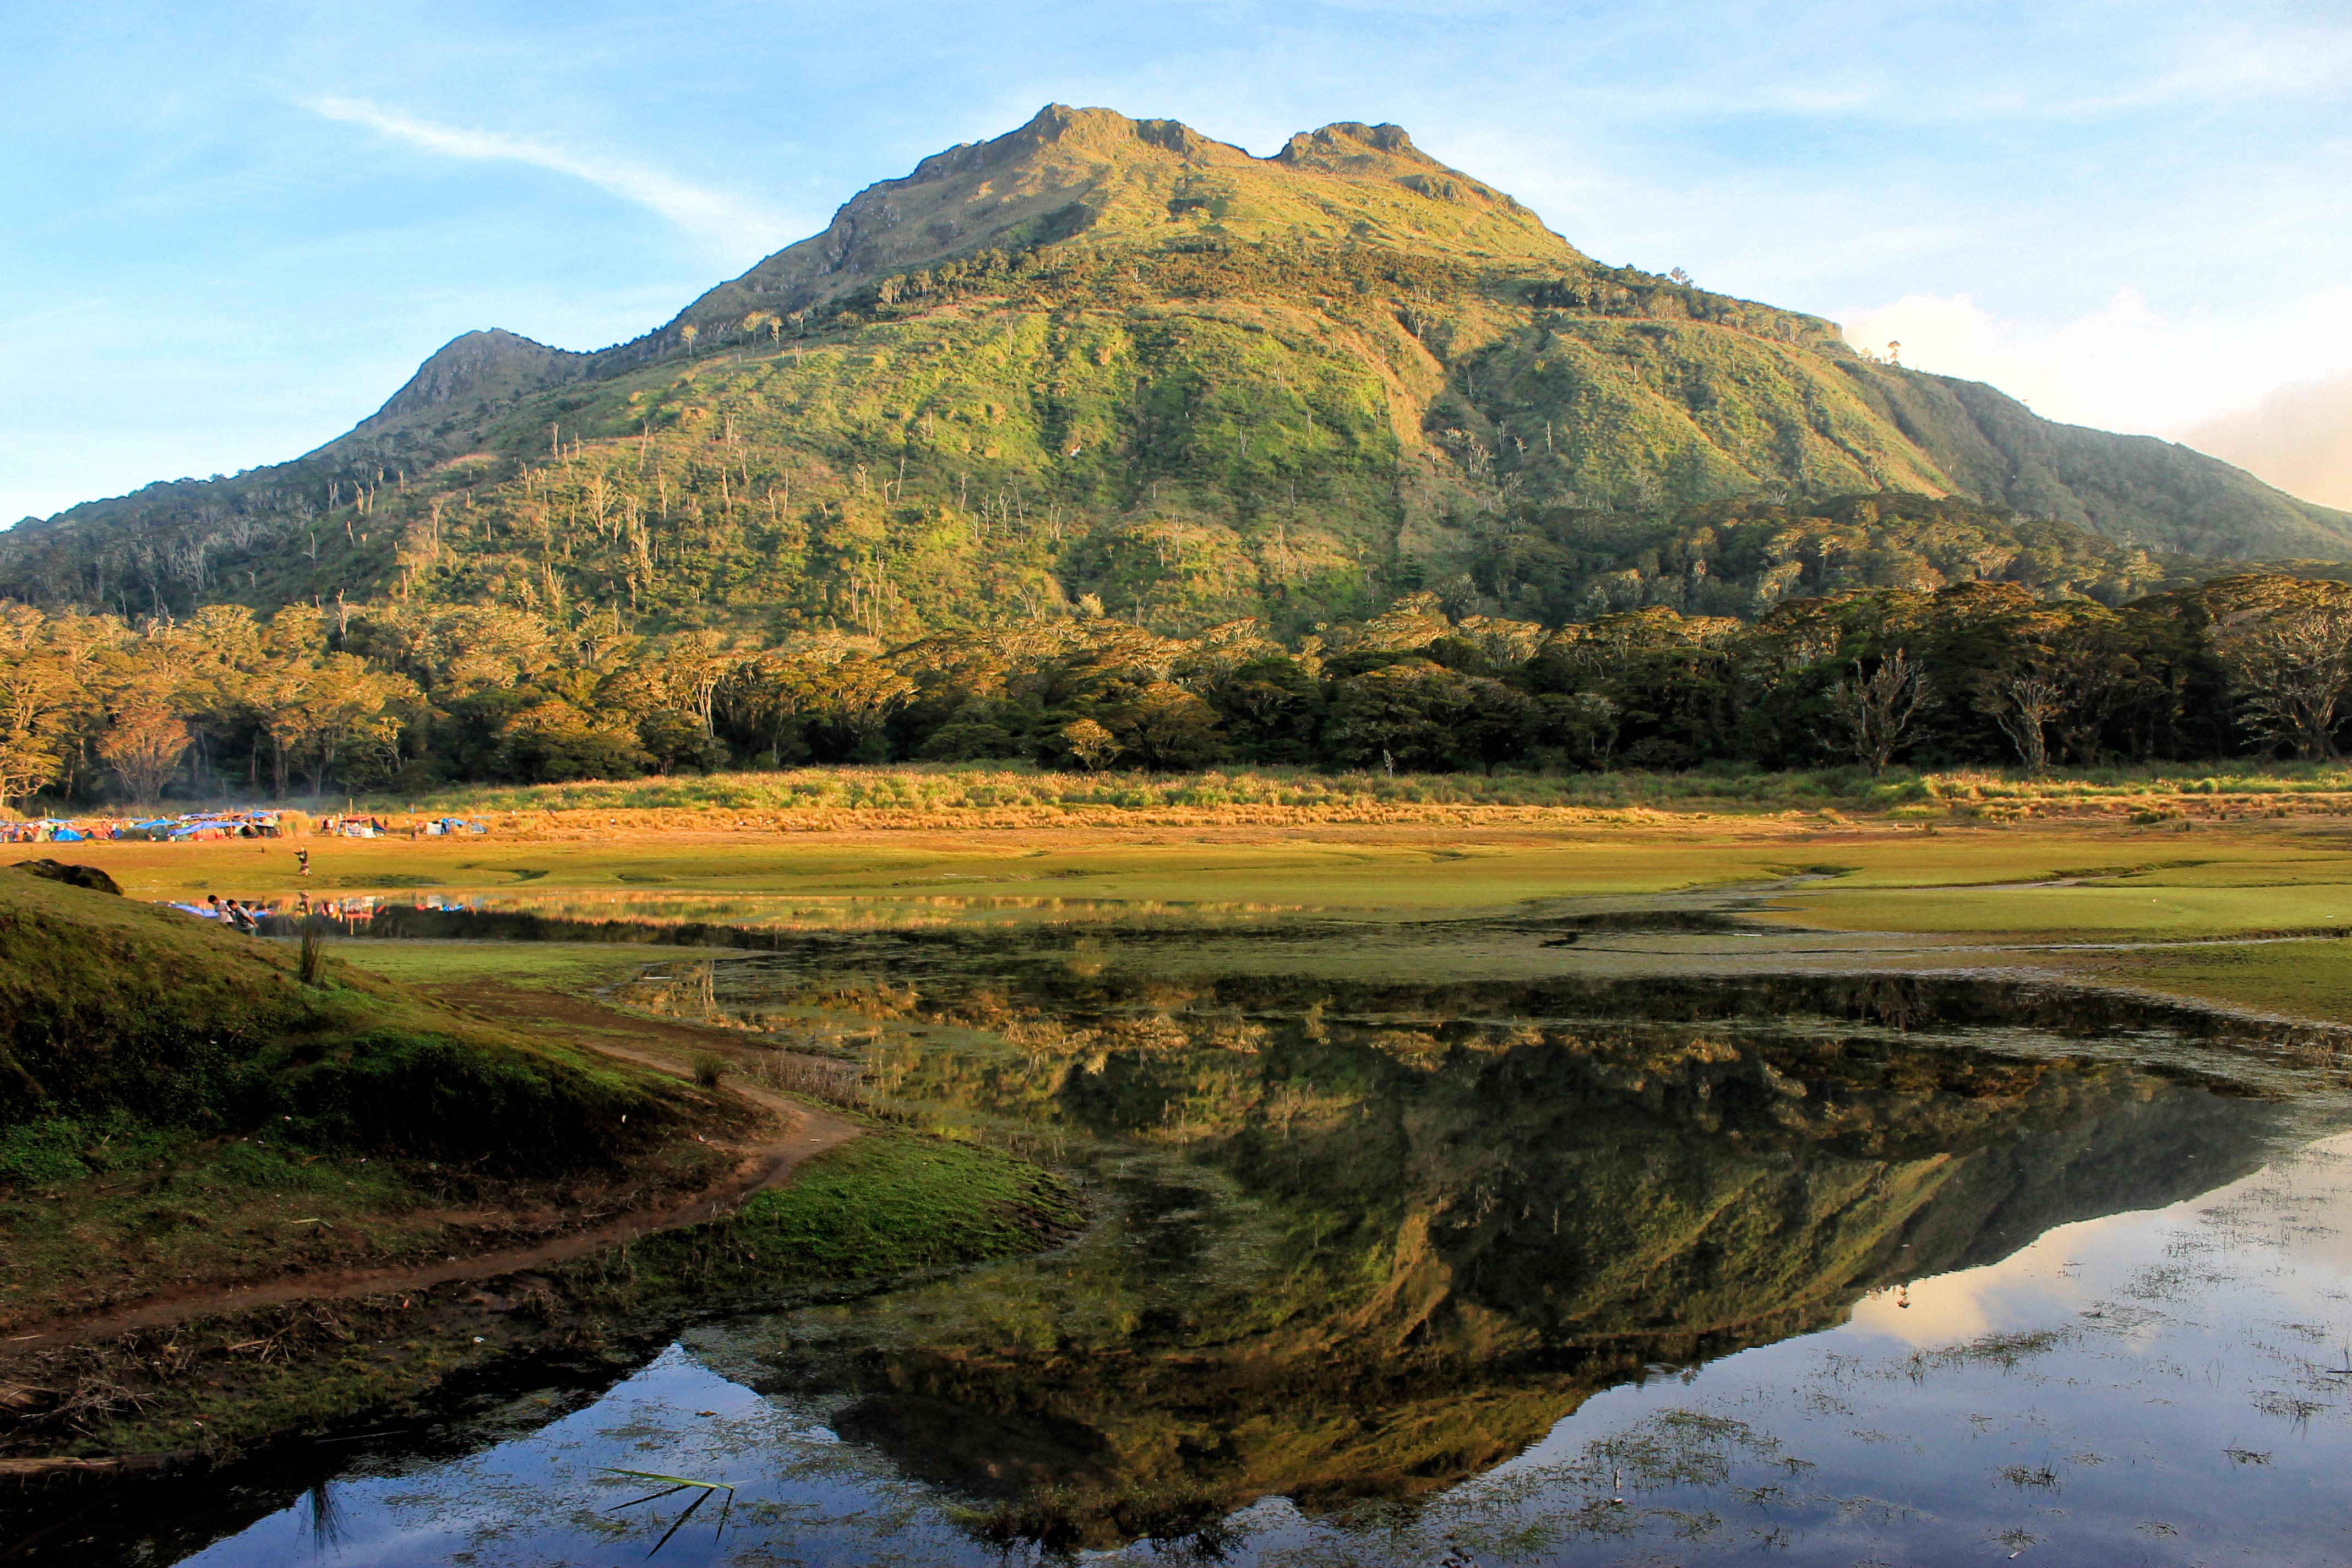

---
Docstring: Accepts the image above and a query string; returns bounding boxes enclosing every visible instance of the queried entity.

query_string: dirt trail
[1,991,859,1354]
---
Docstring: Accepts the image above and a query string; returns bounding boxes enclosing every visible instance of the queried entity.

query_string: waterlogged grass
[2081,939,2352,1023]
[331,940,683,992]
[579,1131,1082,1300]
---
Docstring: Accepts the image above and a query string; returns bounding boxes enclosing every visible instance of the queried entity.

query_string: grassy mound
[0,865,687,1174]
[605,1131,1085,1299]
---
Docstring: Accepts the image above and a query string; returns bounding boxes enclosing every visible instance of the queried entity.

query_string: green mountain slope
[4,104,2345,633]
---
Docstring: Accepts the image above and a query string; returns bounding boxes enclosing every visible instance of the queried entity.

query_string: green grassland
[0,868,694,1173]
[325,939,688,992]
[0,866,721,1330]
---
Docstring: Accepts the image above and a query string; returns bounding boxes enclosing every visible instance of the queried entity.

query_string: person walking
[296,846,310,878]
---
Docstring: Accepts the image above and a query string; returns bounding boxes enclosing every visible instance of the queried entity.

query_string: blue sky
[7,0,2350,522]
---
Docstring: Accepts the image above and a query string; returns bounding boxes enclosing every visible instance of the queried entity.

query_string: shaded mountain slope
[5,105,2346,634]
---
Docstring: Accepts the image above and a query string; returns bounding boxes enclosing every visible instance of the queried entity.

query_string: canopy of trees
[9,571,2352,807]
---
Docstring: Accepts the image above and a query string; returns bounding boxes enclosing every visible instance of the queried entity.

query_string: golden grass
[59,759,2352,834]
[33,793,2352,1025]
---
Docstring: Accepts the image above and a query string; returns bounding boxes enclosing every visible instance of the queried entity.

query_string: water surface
[25,927,2352,1565]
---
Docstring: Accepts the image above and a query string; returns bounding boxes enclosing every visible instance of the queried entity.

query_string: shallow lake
[33,921,2352,1564]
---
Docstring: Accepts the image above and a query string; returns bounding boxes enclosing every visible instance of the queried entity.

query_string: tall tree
[99,704,190,803]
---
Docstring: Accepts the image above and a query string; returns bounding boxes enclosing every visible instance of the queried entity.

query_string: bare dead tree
[1981,673,2064,774]
[1830,647,1932,774]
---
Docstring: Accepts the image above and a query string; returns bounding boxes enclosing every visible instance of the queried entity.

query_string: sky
[6,0,2350,524]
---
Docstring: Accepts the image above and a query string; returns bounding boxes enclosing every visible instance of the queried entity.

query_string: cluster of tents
[1,809,291,843]
[1,810,490,844]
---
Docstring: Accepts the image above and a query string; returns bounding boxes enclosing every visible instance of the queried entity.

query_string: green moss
[0,1119,89,1186]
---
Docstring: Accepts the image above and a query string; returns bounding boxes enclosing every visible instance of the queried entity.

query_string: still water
[63,926,2352,1562]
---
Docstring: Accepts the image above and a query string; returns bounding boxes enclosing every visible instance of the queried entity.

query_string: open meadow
[32,763,2352,1030]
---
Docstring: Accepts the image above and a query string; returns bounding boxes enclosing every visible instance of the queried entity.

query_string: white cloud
[308,96,801,254]
[1841,286,2352,449]
[2183,369,2352,510]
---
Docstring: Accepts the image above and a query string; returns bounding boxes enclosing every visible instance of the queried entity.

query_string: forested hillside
[5,105,2348,643]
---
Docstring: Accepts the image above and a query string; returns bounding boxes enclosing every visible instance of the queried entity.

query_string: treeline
[7,571,2352,807]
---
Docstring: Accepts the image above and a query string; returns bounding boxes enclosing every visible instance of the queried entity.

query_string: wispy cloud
[308,96,799,253]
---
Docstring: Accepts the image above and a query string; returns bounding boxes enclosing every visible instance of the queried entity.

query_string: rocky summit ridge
[673,107,1572,326]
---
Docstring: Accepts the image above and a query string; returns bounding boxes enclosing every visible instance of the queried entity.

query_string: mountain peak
[1009,103,1231,160]
[666,105,1574,338]
[340,328,586,447]
[1276,121,1426,166]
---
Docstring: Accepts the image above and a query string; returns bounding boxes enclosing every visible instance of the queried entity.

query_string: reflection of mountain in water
[673,961,2280,1548]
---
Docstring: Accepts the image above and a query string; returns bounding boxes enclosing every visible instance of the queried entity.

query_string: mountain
[5,104,2348,635]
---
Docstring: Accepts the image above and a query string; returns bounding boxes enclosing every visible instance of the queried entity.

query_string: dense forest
[7,551,2352,808]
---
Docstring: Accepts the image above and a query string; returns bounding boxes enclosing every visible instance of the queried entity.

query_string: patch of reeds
[298,916,328,985]
[752,1050,868,1109]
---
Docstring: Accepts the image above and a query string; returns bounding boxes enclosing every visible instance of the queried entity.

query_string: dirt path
[1,993,860,1354]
